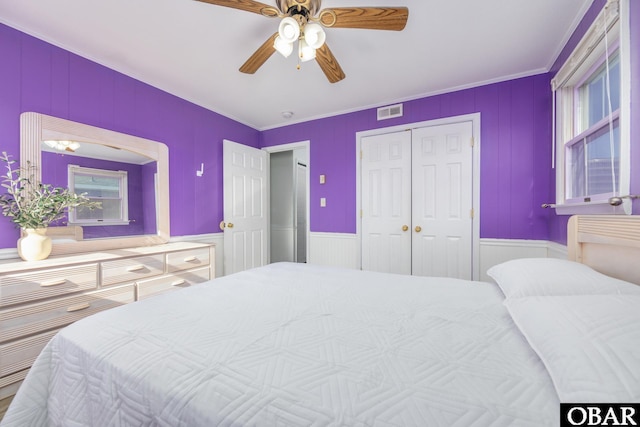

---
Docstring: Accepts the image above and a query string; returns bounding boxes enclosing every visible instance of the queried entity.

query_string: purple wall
[262,74,553,240]
[0,22,260,249]
[1,1,638,250]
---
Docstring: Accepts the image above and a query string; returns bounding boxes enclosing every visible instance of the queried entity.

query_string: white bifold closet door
[361,121,474,279]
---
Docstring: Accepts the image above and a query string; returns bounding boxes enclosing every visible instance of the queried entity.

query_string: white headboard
[568,215,640,285]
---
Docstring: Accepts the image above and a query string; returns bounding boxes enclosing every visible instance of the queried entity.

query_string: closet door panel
[361,131,412,275]
[412,122,473,279]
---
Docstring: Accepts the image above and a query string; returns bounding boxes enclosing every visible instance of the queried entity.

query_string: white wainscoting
[0,234,566,280]
[479,238,568,282]
[308,232,359,269]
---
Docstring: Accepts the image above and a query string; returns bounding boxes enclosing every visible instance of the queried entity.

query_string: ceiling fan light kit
[274,35,294,57]
[196,0,408,83]
[278,16,300,43]
[303,23,325,49]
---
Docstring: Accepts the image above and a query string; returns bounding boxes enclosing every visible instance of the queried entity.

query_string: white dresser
[0,242,215,400]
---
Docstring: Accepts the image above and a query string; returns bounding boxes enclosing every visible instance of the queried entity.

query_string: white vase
[18,228,52,261]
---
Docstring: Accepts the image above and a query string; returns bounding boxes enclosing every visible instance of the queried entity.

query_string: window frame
[67,165,130,226]
[551,0,631,215]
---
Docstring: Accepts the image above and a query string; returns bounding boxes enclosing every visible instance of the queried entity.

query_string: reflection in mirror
[21,112,170,256]
[41,142,157,239]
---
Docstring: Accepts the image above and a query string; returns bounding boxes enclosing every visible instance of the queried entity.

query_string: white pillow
[505,295,640,402]
[487,258,640,298]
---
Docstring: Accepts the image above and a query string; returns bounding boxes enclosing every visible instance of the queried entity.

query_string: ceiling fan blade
[316,43,345,84]
[194,0,279,17]
[319,7,408,31]
[239,33,278,74]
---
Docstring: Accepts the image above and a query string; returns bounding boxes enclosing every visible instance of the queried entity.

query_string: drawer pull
[67,302,91,312]
[126,265,146,272]
[40,278,67,287]
[183,256,198,262]
[172,279,187,286]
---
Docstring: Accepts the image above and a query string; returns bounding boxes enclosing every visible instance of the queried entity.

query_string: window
[552,0,630,214]
[68,165,129,225]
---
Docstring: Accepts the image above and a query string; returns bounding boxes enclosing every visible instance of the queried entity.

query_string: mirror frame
[20,112,170,256]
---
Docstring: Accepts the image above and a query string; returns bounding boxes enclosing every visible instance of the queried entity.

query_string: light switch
[320,197,326,207]
[319,174,326,184]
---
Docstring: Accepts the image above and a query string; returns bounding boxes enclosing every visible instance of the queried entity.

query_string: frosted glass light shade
[274,36,294,57]
[298,39,316,62]
[304,23,325,49]
[278,17,300,43]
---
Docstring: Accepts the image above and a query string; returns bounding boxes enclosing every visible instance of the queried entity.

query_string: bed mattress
[2,262,559,426]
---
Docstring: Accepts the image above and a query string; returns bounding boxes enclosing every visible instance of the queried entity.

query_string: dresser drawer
[0,284,135,344]
[136,267,210,300]
[101,255,164,286]
[0,329,60,378]
[0,264,98,308]
[167,247,210,273]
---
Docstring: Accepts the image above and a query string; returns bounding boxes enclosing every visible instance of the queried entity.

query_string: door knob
[402,225,409,232]
[415,226,422,233]
[227,222,234,228]
[219,221,226,231]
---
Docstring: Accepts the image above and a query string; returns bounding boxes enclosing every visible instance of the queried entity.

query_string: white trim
[480,238,550,248]
[0,247,19,260]
[479,238,568,282]
[355,113,481,280]
[259,69,544,131]
[551,0,620,90]
[309,232,358,269]
[618,0,632,211]
[548,241,569,259]
[262,141,311,265]
[552,0,631,215]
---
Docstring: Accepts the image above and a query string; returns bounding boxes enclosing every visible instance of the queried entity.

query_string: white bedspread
[2,263,559,426]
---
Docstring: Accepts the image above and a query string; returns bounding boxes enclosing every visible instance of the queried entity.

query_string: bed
[2,215,640,426]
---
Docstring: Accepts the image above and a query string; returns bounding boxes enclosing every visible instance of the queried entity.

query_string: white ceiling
[0,0,592,130]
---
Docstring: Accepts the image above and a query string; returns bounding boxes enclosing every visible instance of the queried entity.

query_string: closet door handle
[415,226,422,233]
[402,225,409,232]
[227,223,234,228]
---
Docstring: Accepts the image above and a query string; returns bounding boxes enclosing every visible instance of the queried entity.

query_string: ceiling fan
[195,0,409,83]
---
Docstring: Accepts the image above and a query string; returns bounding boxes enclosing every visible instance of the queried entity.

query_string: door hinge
[470,208,475,219]
[470,137,475,147]
[360,209,363,218]
[360,150,363,159]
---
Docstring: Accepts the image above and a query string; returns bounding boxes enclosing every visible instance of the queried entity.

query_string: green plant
[0,151,100,229]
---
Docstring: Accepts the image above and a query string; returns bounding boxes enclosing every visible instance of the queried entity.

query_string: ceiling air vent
[377,103,403,121]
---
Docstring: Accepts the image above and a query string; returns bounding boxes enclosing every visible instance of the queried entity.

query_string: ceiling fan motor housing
[277,0,320,17]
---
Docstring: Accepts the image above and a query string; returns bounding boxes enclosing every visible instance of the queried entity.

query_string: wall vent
[377,103,403,121]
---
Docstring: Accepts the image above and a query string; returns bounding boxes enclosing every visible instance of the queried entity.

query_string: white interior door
[411,122,474,279]
[361,131,412,274]
[223,140,268,275]
[360,121,474,279]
